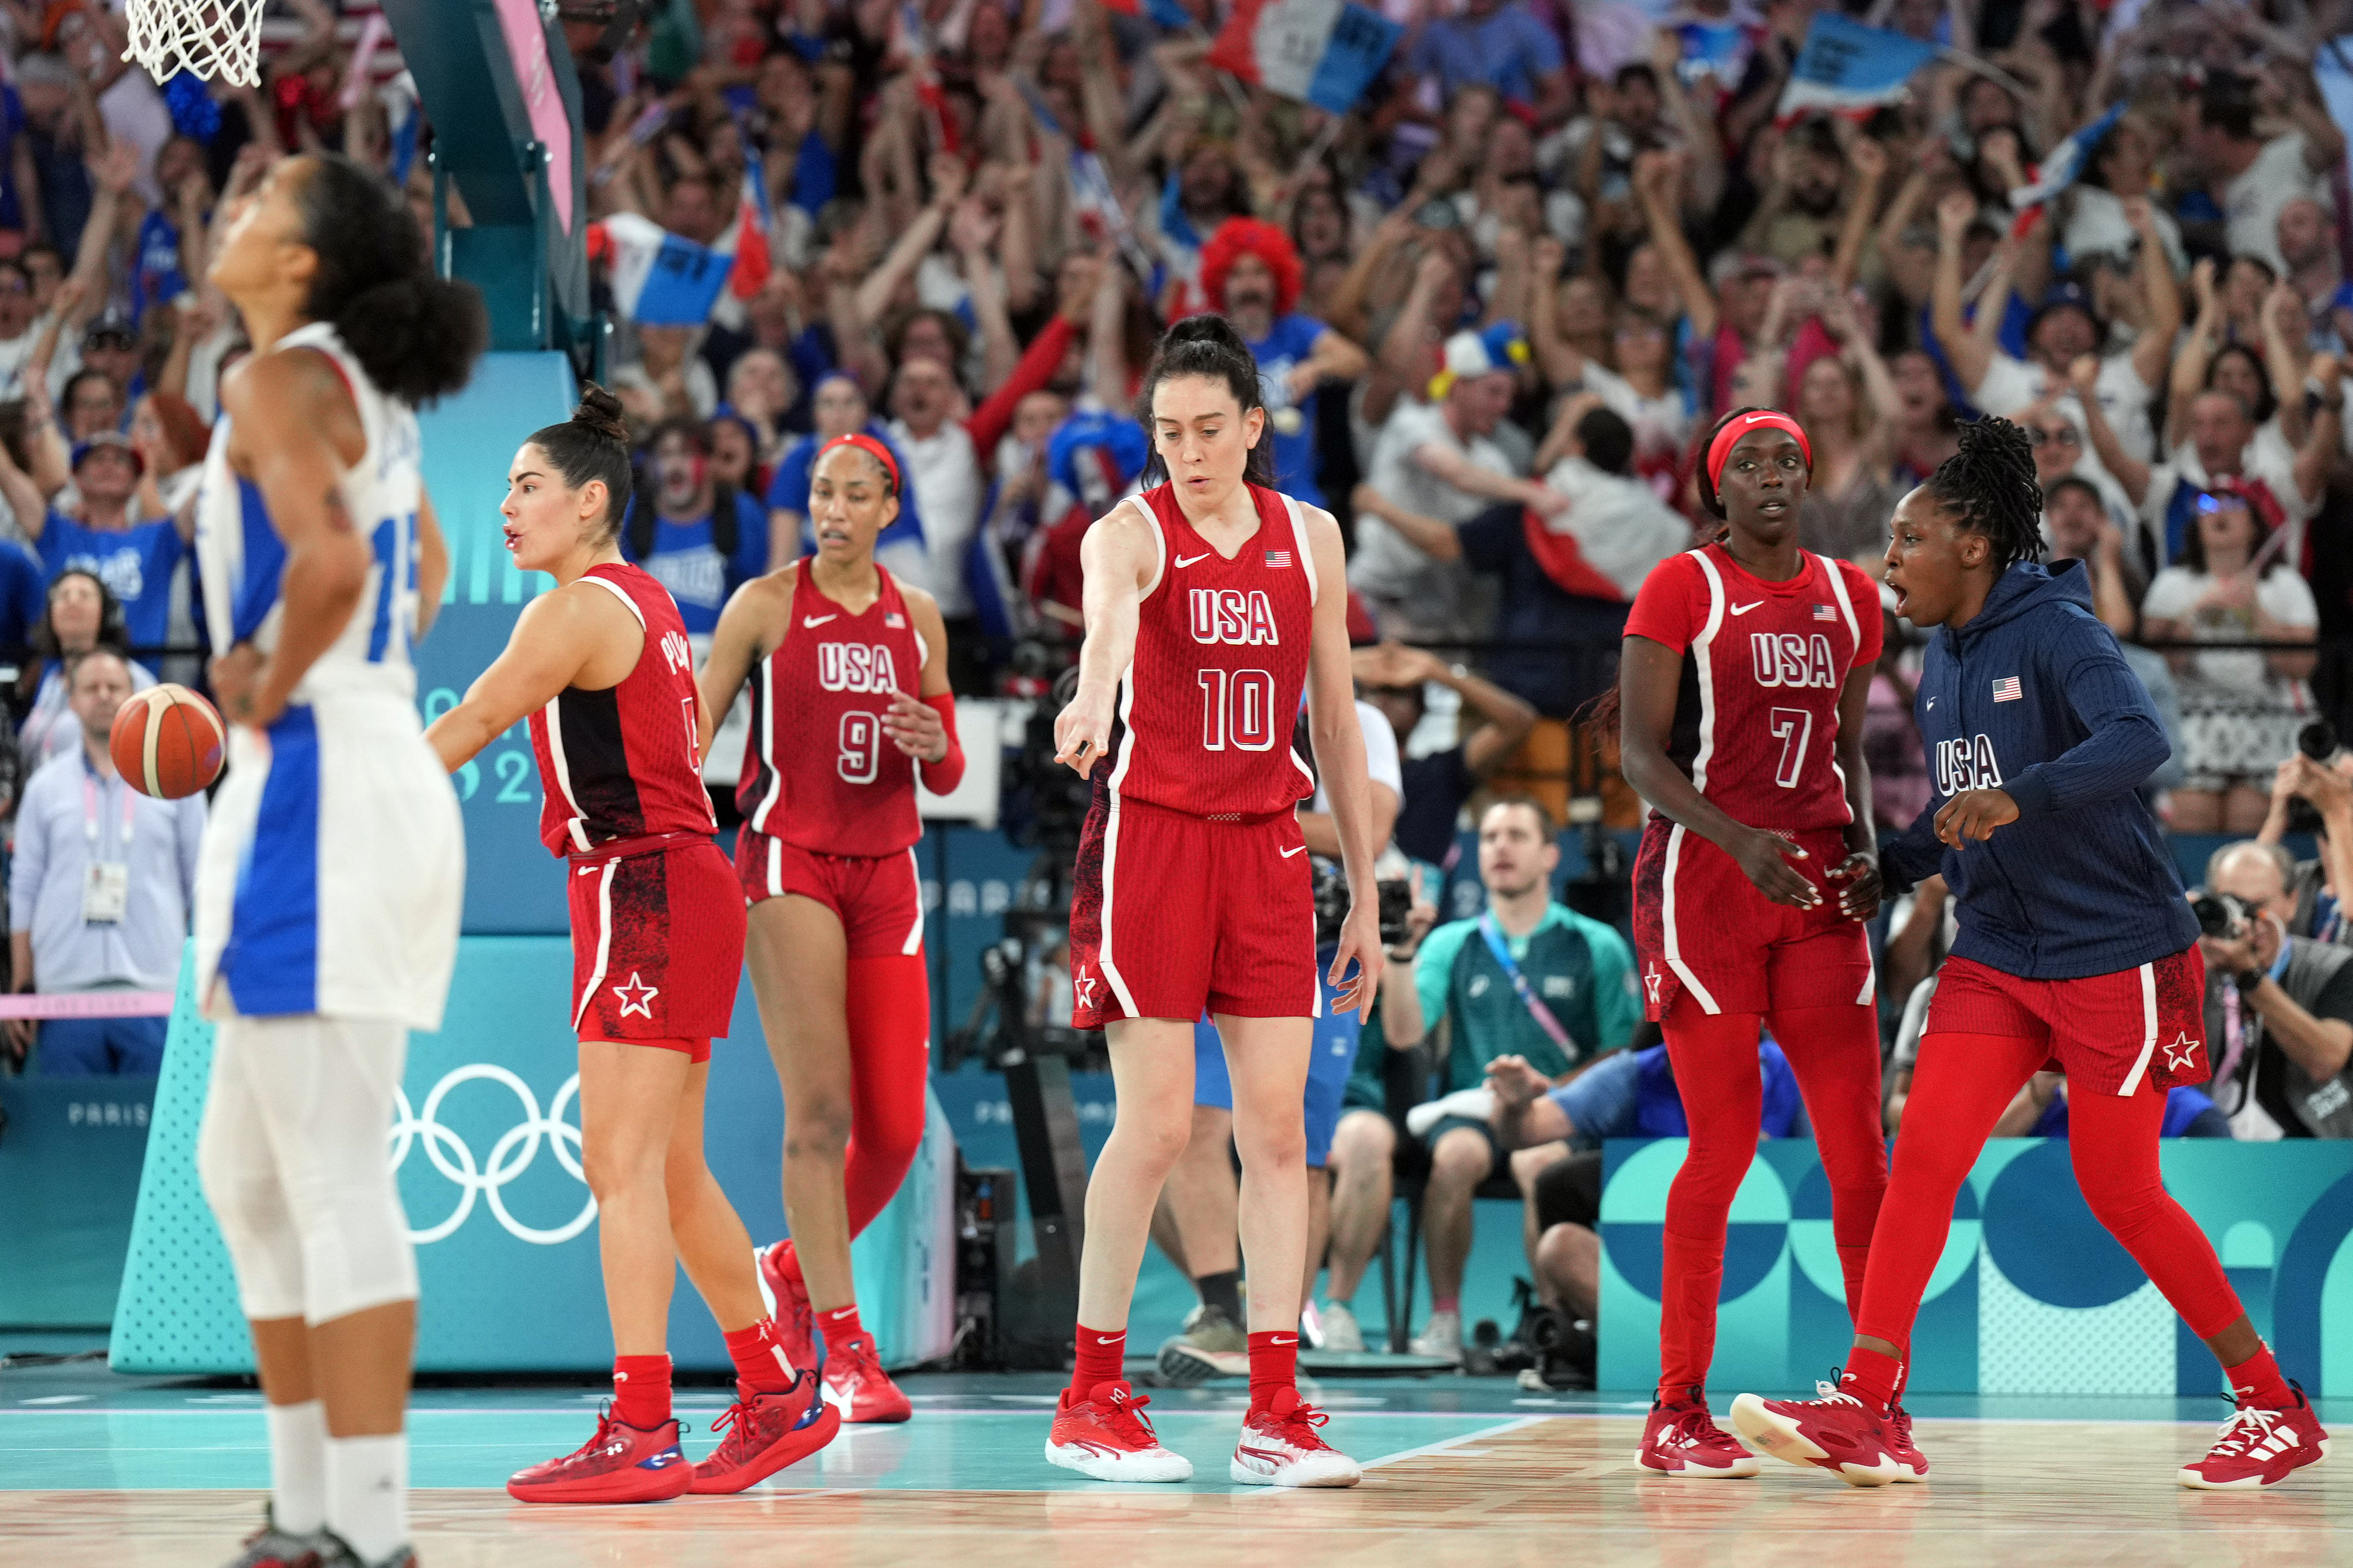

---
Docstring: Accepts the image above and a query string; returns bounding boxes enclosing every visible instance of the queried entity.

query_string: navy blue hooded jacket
[1882,559,2199,980]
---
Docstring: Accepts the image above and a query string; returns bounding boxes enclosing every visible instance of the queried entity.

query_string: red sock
[1248,1330,1298,1413]
[819,1303,867,1350]
[1841,1344,1902,1413]
[723,1319,797,1394]
[2226,1343,2294,1409]
[1431,1295,1459,1315]
[613,1354,672,1429]
[1071,1324,1126,1401]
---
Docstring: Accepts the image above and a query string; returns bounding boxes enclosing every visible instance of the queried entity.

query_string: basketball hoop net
[120,0,265,89]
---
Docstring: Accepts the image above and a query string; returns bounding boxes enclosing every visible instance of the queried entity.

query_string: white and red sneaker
[1046,1381,1193,1482]
[1636,1395,1759,1478]
[755,1241,819,1373]
[1885,1404,1929,1482]
[2179,1387,2330,1490]
[820,1331,912,1424]
[1230,1388,1361,1488]
[1729,1377,1901,1487]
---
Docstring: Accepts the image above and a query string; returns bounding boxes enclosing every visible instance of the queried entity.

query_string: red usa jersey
[1098,482,1317,817]
[737,562,928,857]
[1621,545,1882,834]
[529,563,717,855]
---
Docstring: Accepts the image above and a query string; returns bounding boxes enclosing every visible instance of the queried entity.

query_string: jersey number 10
[1198,668,1278,752]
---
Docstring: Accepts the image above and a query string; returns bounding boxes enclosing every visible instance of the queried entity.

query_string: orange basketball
[110,683,226,800]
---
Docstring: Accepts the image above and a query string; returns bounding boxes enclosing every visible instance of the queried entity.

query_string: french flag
[1774,15,1936,121]
[1208,0,1403,116]
[2009,104,2126,218]
[589,169,770,326]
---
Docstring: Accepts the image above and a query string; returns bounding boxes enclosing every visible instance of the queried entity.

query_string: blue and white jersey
[194,320,427,703]
[190,321,462,1030]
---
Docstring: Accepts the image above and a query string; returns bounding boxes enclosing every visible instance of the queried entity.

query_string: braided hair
[1922,415,2044,571]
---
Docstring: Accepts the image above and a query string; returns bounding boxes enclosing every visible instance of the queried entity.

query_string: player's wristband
[918,692,965,795]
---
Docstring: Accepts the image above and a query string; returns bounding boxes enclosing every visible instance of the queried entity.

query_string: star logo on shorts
[612,973,660,1020]
[1074,968,1098,1010]
[2163,1031,2201,1072]
[1644,964,1664,1004]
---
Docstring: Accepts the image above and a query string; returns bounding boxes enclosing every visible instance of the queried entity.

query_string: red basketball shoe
[218,1509,322,1568]
[506,1406,692,1503]
[1729,1377,1901,1487]
[1230,1388,1361,1488]
[689,1370,843,1494]
[1886,1404,1929,1482]
[2179,1387,2330,1490]
[1045,1381,1193,1482]
[821,1331,912,1423]
[1637,1394,1760,1478]
[756,1241,819,1374]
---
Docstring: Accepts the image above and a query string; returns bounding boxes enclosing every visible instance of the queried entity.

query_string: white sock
[325,1432,407,1566]
[263,1400,327,1536]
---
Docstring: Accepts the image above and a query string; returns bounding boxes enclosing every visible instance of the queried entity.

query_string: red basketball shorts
[568,838,746,1056]
[1631,821,1872,1022]
[1067,795,1319,1027]
[1924,947,2210,1096]
[736,825,926,959]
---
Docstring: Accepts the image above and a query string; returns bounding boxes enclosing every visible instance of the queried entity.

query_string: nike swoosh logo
[1729,601,1762,616]
[1280,845,1307,858]
[1268,1335,1297,1345]
[1095,1333,1123,1345]
[804,614,838,626]
[1174,553,1212,568]
[1926,698,1936,710]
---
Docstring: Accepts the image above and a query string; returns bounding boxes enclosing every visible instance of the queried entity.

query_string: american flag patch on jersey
[1992,677,2023,702]
[1812,604,1836,621]
[885,612,906,628]
[1264,549,1293,569]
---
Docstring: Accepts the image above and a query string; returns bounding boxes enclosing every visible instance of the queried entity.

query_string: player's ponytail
[294,154,488,408]
[1137,313,1277,489]
[1925,415,2044,571]
[528,385,634,541]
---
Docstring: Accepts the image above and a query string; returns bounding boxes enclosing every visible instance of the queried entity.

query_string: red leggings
[1658,1000,1888,1398]
[840,954,934,1237]
[1855,1032,2243,1367]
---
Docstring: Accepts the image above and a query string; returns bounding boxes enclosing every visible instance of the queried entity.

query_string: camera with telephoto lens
[2284,720,2342,837]
[1310,865,1413,947]
[2192,890,2253,942]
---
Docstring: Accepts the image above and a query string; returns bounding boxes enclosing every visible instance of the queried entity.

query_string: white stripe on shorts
[573,860,619,1030]
[902,848,924,955]
[2117,961,2159,1096]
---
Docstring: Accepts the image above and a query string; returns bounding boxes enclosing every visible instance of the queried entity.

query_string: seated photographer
[1151,696,1402,1381]
[2195,843,2353,1139]
[1485,1032,1805,1389]
[2256,734,2351,945]
[1359,796,1638,1363]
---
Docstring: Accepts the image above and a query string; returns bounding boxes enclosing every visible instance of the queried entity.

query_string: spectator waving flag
[590,214,738,326]
[2008,103,2126,215]
[1209,0,1404,116]
[1774,15,1938,121]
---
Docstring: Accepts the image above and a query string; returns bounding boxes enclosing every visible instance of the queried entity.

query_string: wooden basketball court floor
[4,1354,2347,1568]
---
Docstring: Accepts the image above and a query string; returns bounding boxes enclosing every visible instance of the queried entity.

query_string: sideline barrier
[1598,1137,2353,1396]
[109,943,955,1374]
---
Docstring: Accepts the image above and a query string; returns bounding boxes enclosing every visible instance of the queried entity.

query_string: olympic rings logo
[387,1065,597,1245]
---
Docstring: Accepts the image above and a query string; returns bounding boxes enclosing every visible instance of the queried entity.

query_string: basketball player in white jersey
[191,154,486,1568]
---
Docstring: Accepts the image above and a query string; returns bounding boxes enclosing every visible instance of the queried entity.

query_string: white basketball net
[120,0,265,89]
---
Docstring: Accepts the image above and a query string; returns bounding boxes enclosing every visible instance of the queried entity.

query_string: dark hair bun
[1163,314,1250,355]
[571,384,630,446]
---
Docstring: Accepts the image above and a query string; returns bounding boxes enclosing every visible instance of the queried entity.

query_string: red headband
[817,433,900,494]
[1705,410,1813,493]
